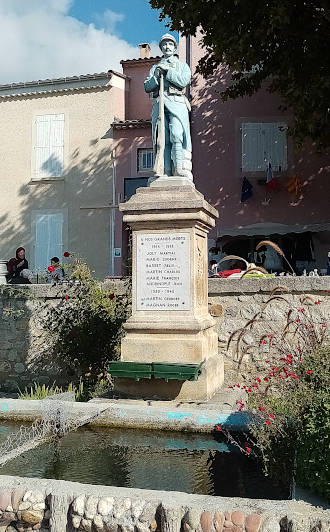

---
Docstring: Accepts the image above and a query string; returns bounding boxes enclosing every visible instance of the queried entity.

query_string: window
[124,177,149,200]
[35,114,64,178]
[34,212,63,269]
[241,122,287,172]
[137,148,154,172]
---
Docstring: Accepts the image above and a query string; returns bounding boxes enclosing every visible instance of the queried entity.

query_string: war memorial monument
[114,34,223,400]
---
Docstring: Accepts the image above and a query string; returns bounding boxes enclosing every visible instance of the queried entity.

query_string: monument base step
[108,360,205,382]
[113,354,224,401]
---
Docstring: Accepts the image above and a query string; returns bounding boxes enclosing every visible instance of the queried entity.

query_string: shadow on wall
[190,67,330,230]
[0,114,131,278]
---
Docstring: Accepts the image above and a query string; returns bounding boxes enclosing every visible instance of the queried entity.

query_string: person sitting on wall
[6,247,31,284]
[47,257,64,284]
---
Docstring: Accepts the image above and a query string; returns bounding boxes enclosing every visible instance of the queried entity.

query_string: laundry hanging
[266,162,276,192]
[241,176,253,202]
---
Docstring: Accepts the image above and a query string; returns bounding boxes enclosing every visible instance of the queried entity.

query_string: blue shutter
[35,213,63,269]
[242,123,265,171]
[242,122,287,172]
[35,114,64,178]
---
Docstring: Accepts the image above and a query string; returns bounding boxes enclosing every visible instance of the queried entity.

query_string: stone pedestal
[117,185,223,400]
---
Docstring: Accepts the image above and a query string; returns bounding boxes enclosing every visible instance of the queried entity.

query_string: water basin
[0,422,291,499]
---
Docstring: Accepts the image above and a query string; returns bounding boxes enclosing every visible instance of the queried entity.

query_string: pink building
[111,46,156,275]
[113,38,330,275]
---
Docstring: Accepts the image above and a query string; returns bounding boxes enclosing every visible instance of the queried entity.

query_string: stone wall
[208,276,330,372]
[0,476,329,532]
[0,278,329,392]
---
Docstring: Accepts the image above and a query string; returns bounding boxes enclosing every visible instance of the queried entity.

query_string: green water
[0,423,290,498]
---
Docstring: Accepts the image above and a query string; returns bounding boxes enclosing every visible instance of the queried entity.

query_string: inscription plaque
[136,232,190,311]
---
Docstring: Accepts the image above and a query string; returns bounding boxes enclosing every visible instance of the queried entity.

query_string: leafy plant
[37,254,131,382]
[19,381,85,401]
[88,376,114,399]
[150,0,330,148]
[227,286,329,499]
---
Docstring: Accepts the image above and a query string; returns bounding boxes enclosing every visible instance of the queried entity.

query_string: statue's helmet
[159,33,178,51]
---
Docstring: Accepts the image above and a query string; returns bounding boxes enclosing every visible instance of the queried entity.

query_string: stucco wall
[0,83,122,279]
[0,278,328,393]
[178,33,330,240]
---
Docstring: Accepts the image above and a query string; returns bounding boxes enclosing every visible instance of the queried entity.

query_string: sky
[0,0,176,84]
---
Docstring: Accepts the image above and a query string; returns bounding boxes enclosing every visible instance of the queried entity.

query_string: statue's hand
[157,63,170,72]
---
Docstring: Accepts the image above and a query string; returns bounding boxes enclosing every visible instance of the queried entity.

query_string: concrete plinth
[117,185,223,401]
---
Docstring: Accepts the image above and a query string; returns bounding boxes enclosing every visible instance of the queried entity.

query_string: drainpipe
[185,35,192,101]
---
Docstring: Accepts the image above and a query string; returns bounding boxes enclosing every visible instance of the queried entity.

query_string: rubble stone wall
[0,476,329,532]
[0,278,329,392]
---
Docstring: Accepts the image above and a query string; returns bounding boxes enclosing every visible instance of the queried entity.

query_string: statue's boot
[172,142,190,177]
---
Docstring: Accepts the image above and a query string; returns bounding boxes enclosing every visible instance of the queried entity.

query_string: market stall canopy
[220,222,330,237]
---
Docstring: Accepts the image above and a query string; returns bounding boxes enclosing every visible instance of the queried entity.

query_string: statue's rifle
[154,69,165,176]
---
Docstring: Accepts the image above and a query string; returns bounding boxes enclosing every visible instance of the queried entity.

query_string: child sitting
[47,257,64,284]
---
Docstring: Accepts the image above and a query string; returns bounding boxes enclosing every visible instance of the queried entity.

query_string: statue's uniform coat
[144,55,191,174]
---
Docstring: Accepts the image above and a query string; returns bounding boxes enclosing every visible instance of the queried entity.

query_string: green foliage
[88,376,114,399]
[19,381,85,401]
[228,285,329,499]
[248,344,330,500]
[39,257,131,382]
[150,0,330,148]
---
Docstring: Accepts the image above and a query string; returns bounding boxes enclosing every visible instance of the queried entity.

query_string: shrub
[19,381,85,401]
[38,255,131,383]
[227,287,329,499]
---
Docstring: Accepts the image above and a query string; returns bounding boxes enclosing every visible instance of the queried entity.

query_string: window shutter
[35,114,64,178]
[242,123,265,171]
[267,123,287,170]
[34,213,63,269]
[242,122,287,172]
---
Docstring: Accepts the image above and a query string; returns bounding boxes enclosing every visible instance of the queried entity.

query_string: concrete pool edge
[0,397,251,433]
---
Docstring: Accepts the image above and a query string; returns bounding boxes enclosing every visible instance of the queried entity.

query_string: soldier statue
[144,34,192,180]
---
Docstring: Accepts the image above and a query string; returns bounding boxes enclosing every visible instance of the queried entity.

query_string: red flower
[260,340,267,344]
[265,360,269,363]
[244,442,252,454]
[48,265,55,272]
[305,370,313,375]
[255,377,261,383]
[264,377,269,382]
[247,388,252,393]
[236,400,244,411]
[296,319,300,323]
[322,324,327,328]
[298,308,305,312]
[314,300,321,305]
[63,251,70,257]
[269,413,275,419]
[64,295,69,300]
[265,420,271,425]
[258,406,266,412]
[109,293,115,300]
